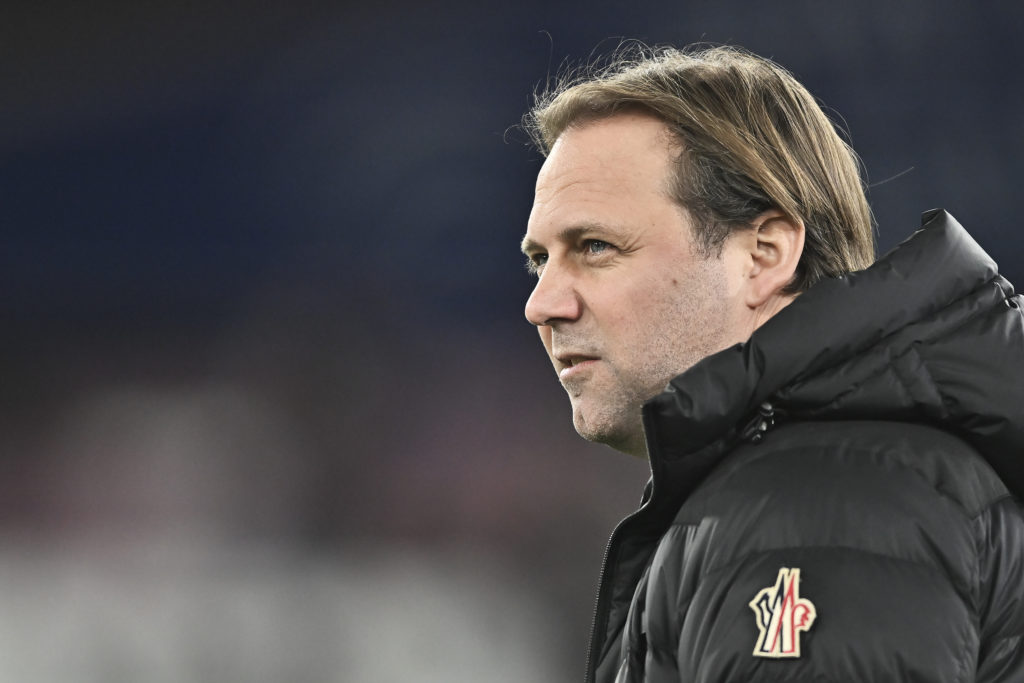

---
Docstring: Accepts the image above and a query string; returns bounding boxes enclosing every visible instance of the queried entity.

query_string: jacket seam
[682,428,1007,523]
[970,492,1015,522]
[785,278,1002,407]
[688,541,973,584]
[688,542,978,623]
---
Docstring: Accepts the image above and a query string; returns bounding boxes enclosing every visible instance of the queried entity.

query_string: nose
[524,262,582,326]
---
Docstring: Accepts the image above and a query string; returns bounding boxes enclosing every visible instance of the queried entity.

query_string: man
[520,46,1024,682]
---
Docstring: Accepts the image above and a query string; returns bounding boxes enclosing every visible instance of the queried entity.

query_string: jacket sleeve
[665,542,981,682]
[646,424,1013,682]
[975,497,1024,682]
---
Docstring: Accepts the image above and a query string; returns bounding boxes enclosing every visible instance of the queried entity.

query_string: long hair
[524,44,875,292]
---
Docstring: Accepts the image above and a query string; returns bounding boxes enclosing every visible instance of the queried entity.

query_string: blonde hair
[524,44,875,292]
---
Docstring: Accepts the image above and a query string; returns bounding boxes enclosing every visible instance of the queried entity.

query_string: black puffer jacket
[588,210,1024,683]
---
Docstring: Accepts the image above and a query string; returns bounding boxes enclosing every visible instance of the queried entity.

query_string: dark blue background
[1,2,1022,678]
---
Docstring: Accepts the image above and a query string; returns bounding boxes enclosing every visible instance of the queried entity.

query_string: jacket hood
[643,210,1024,499]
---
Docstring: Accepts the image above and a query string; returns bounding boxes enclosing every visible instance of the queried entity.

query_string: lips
[555,351,599,367]
[555,352,600,380]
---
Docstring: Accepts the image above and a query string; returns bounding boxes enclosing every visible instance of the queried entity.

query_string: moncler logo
[749,567,817,658]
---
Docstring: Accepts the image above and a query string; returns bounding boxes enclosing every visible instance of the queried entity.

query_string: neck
[750,292,798,334]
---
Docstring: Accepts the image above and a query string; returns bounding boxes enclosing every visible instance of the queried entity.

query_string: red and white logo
[749,567,817,658]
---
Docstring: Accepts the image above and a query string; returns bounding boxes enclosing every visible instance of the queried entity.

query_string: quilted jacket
[588,210,1024,682]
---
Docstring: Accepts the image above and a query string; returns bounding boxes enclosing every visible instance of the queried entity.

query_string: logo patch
[749,567,817,658]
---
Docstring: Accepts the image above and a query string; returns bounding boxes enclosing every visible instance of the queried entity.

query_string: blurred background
[1,1,1022,680]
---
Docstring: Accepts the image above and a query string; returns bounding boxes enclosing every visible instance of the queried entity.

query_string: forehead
[540,112,674,189]
[526,113,678,239]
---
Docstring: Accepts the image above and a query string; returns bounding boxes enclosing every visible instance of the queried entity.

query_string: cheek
[538,326,553,353]
[611,281,691,351]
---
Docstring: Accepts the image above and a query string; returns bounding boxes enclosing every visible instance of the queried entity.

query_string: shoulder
[665,420,1010,581]
[687,419,1010,523]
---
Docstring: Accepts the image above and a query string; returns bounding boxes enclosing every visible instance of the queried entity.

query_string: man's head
[520,46,875,457]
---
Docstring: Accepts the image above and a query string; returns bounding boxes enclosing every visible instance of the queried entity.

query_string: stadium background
[2,2,1022,680]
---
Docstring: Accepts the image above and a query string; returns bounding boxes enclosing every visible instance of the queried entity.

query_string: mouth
[555,353,600,379]
[556,352,599,366]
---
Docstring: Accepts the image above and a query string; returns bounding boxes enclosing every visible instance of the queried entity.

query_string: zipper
[739,401,776,443]
[584,401,779,681]
[583,458,656,682]
[583,505,643,683]
[583,524,619,683]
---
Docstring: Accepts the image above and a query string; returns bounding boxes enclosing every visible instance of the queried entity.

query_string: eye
[525,253,548,275]
[584,239,612,255]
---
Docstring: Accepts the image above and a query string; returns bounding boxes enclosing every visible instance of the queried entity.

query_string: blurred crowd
[2,1,1022,679]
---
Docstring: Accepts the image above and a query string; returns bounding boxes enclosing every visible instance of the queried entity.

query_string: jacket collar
[641,209,1024,499]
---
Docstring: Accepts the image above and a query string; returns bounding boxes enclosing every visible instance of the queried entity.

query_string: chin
[572,406,643,457]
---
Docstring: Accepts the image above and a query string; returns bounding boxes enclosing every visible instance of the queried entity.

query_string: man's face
[522,113,752,457]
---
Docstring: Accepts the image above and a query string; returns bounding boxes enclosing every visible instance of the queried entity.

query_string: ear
[743,209,805,308]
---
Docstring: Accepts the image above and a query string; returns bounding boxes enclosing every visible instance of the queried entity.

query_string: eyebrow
[519,222,617,255]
